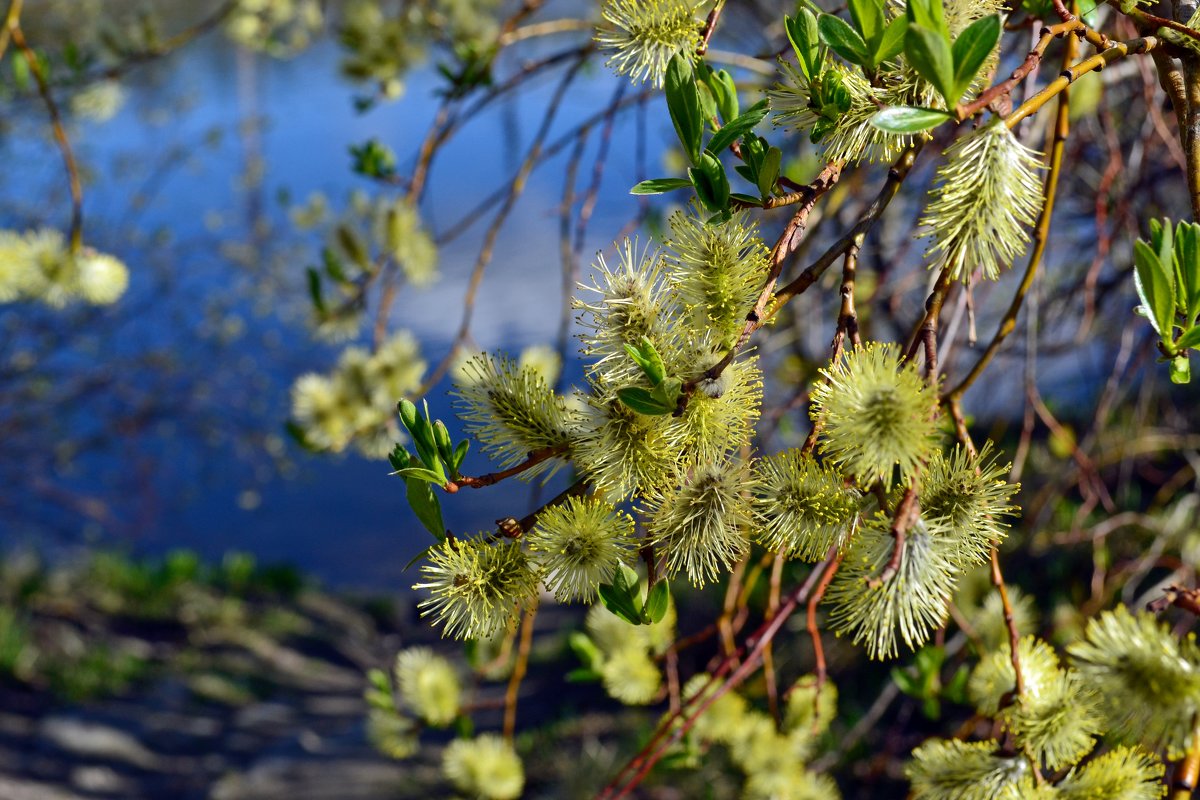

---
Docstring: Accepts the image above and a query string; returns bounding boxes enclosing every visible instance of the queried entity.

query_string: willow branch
[946,30,1075,402]
[503,602,538,741]
[12,23,83,253]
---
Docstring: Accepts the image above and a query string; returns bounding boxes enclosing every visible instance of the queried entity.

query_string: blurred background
[3,1,1200,798]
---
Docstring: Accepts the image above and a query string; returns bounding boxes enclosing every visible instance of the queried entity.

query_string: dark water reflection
[0,28,646,589]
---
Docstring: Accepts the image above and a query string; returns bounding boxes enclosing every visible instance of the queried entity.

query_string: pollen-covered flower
[969,637,1100,770]
[921,442,1018,565]
[1055,746,1165,800]
[600,646,662,705]
[76,251,130,305]
[527,495,636,602]
[394,647,461,727]
[573,396,676,499]
[681,673,750,745]
[784,675,839,739]
[365,330,426,409]
[378,199,437,286]
[728,711,815,775]
[1067,605,1200,757]
[366,708,418,759]
[919,120,1044,282]
[907,739,1036,800]
[665,208,767,346]
[585,597,677,658]
[414,539,538,640]
[743,769,841,800]
[826,515,958,660]
[69,80,126,123]
[811,343,939,485]
[291,373,355,450]
[771,61,912,164]
[577,238,681,388]
[442,734,525,800]
[645,460,752,588]
[754,450,859,562]
[662,349,762,467]
[454,353,576,479]
[596,0,704,88]
[226,0,323,56]
[518,344,563,387]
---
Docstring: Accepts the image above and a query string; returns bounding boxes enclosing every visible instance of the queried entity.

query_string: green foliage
[1133,218,1200,382]
[810,343,939,485]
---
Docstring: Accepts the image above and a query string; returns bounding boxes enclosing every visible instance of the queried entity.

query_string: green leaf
[306,268,325,313]
[652,376,684,411]
[698,152,730,210]
[618,386,673,415]
[624,336,667,386]
[665,54,703,165]
[568,631,604,671]
[951,14,1001,101]
[891,667,921,697]
[433,420,455,467]
[644,580,671,624]
[848,0,885,50]
[869,106,954,133]
[757,146,782,198]
[394,466,448,484]
[708,68,739,122]
[630,178,693,195]
[706,99,770,155]
[1133,239,1177,338]
[818,14,871,67]
[452,438,470,471]
[1175,221,1200,325]
[905,23,955,107]
[875,16,909,64]
[597,582,643,625]
[786,9,822,82]
[404,460,446,541]
[730,192,763,206]
[1170,354,1191,385]
[616,562,641,597]
[1178,326,1200,351]
[906,0,948,41]
[404,544,435,570]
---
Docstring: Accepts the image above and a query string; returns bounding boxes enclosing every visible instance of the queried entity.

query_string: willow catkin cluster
[644,460,753,588]
[577,237,681,388]
[921,443,1019,562]
[771,62,912,165]
[571,218,767,509]
[290,330,425,457]
[1068,605,1200,757]
[583,600,675,705]
[0,229,129,307]
[442,734,525,800]
[413,539,539,640]
[907,739,1038,800]
[225,0,323,55]
[919,120,1044,282]
[753,450,859,561]
[595,0,705,88]
[810,343,939,485]
[969,637,1101,770]
[526,495,636,602]
[394,647,461,727]
[826,515,959,660]
[664,208,767,347]
[454,353,577,479]
[661,345,763,466]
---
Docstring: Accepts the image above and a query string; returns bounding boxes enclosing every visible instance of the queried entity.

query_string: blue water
[0,29,657,589]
